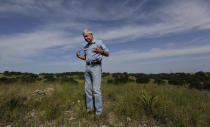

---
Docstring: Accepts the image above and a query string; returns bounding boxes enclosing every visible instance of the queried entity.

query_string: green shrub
[0,77,17,84]
[107,79,113,84]
[136,77,150,84]
[154,78,166,85]
[138,91,158,114]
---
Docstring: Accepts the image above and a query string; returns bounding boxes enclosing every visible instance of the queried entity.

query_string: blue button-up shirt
[83,39,109,62]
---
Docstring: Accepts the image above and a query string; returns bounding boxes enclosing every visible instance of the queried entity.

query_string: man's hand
[93,45,109,57]
[92,45,103,54]
[76,50,81,58]
[76,50,86,60]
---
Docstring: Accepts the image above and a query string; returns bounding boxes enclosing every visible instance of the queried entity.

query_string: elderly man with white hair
[76,29,109,116]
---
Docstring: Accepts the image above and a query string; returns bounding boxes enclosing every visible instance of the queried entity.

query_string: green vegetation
[0,71,210,127]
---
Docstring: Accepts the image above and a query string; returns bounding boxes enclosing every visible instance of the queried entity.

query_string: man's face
[83,32,93,43]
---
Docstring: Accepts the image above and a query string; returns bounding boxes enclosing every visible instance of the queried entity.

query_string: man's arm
[102,50,109,57]
[92,46,109,57]
[76,51,86,60]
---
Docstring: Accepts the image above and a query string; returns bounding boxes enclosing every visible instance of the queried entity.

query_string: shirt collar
[87,39,96,45]
[92,39,96,44]
[88,39,96,45]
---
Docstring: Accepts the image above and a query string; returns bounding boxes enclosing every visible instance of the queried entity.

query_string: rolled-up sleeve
[99,40,109,52]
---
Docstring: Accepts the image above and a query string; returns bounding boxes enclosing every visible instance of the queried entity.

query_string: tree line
[0,71,209,90]
[106,72,210,90]
[0,71,81,84]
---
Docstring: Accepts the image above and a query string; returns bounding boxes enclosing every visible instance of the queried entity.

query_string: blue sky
[0,0,210,73]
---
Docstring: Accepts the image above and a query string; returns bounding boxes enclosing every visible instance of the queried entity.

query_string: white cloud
[103,54,210,73]
[95,0,210,42]
[1,0,210,43]
[0,20,93,66]
[108,44,210,63]
[0,0,145,21]
[136,55,210,65]
[198,23,210,30]
[0,28,83,65]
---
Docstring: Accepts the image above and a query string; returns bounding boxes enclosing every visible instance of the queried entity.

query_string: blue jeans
[85,64,102,115]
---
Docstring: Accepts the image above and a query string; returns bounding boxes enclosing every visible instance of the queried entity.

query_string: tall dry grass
[0,80,210,126]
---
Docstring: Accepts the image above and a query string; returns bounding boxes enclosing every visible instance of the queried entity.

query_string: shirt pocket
[84,48,88,55]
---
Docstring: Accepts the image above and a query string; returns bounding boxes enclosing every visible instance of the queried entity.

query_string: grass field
[0,74,210,127]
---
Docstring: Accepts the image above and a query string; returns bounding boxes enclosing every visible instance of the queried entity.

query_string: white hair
[82,29,93,35]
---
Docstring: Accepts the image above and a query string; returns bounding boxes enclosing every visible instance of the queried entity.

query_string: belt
[86,61,101,65]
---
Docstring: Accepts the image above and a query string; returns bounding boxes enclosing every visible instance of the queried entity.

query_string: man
[76,29,109,115]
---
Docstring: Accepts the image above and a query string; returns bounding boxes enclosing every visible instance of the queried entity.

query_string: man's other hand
[92,45,103,54]
[76,51,81,58]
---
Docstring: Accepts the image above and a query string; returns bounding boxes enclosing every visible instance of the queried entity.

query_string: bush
[102,72,110,77]
[188,79,204,90]
[20,74,39,83]
[3,71,9,76]
[154,78,166,85]
[138,91,158,114]
[168,78,184,85]
[107,79,113,84]
[110,73,134,84]
[43,75,57,82]
[204,80,210,89]
[136,77,150,84]
[0,77,17,84]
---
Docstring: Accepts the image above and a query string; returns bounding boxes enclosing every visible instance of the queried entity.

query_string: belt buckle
[87,61,92,65]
